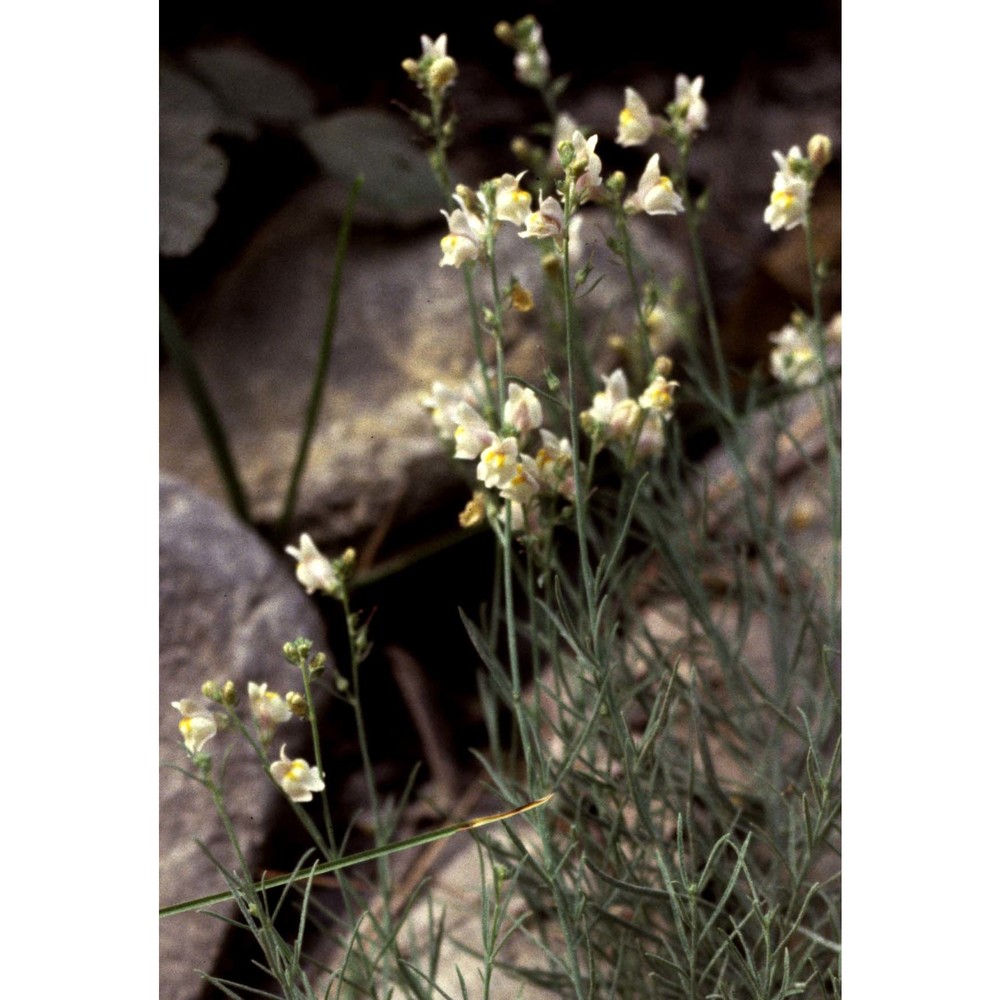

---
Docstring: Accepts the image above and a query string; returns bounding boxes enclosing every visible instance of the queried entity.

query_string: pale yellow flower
[270,745,325,803]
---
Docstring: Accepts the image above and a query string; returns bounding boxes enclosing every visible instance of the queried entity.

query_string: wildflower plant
[162,18,840,999]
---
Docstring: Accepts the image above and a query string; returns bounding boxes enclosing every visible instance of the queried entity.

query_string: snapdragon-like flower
[403,35,458,97]
[421,381,465,441]
[440,199,486,266]
[672,74,708,136]
[270,745,325,803]
[172,698,218,754]
[248,682,293,743]
[477,435,520,488]
[636,412,665,459]
[616,87,655,147]
[499,454,543,505]
[513,18,550,88]
[519,195,564,243]
[639,374,680,415]
[769,323,821,386]
[581,370,642,442]
[570,131,603,204]
[535,429,574,498]
[504,383,543,436]
[495,172,533,225]
[452,401,494,460]
[625,154,684,216]
[286,534,338,595]
[764,147,810,231]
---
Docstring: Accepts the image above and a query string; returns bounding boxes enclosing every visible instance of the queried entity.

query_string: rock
[159,473,331,1000]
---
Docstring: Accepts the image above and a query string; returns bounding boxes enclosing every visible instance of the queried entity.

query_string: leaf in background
[300,110,443,226]
[185,46,317,140]
[159,61,228,257]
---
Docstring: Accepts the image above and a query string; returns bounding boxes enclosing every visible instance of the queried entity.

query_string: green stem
[803,210,841,635]
[279,176,363,538]
[300,663,337,852]
[161,792,554,917]
[340,595,383,844]
[561,201,595,622]
[678,150,733,419]
[614,201,654,374]
[159,295,251,524]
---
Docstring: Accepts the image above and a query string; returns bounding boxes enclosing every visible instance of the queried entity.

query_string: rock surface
[159,473,331,1000]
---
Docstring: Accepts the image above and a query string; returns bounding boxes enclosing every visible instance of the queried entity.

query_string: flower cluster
[768,314,838,388]
[580,365,679,461]
[401,34,458,98]
[428,379,575,538]
[763,136,831,232]
[615,76,707,151]
[438,172,535,267]
[495,16,550,89]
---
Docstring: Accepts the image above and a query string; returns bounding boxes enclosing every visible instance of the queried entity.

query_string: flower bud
[459,492,487,528]
[653,355,674,378]
[606,170,627,197]
[222,680,237,705]
[494,21,515,45]
[286,691,309,718]
[401,58,420,80]
[807,134,832,169]
[201,680,223,702]
[510,281,534,312]
[428,56,457,94]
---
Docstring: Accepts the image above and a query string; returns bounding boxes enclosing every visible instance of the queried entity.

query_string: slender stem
[678,149,733,418]
[561,201,595,622]
[501,502,532,788]
[279,176,363,538]
[159,295,251,523]
[803,210,841,635]
[300,663,336,852]
[340,595,382,844]
[614,201,654,374]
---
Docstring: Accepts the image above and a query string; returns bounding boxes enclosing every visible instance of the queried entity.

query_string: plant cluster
[162,16,840,999]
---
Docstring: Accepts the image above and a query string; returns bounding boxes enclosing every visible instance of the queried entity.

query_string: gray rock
[159,473,331,1000]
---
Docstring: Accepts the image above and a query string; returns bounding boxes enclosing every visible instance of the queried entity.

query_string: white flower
[452,401,494,460]
[639,375,680,415]
[635,412,665,459]
[499,455,543,505]
[582,370,643,443]
[495,172,533,225]
[549,112,578,172]
[616,87,654,147]
[764,147,810,231]
[440,199,486,266]
[519,195,564,243]
[477,435,520,488]
[504,383,543,436]
[420,34,448,60]
[570,131,603,203]
[270,745,325,803]
[535,429,574,496]
[172,698,218,754]
[513,19,550,87]
[248,682,293,743]
[674,74,708,135]
[769,324,821,387]
[285,534,338,595]
[625,154,684,216]
[420,381,465,440]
